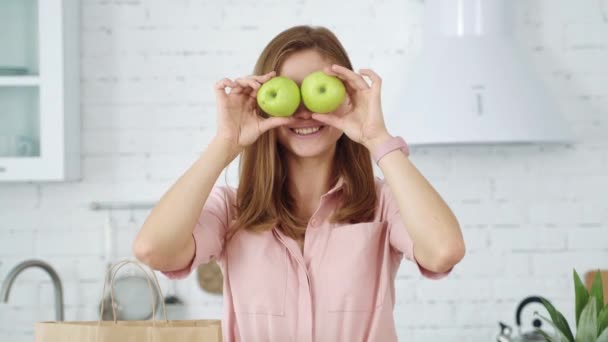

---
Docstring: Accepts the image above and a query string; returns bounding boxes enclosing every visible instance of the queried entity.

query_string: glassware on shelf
[0,67,29,76]
[0,134,38,157]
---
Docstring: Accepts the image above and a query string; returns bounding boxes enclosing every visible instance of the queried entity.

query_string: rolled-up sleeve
[380,181,452,280]
[162,185,233,279]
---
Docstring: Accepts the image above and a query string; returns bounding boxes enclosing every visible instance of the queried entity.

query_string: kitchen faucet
[0,259,64,321]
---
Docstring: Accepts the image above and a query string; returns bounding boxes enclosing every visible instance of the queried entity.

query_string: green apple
[301,71,346,114]
[256,76,301,117]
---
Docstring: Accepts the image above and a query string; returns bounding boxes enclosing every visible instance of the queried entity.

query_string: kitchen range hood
[383,0,574,146]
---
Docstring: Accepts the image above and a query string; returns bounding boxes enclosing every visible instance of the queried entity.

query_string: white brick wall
[1,0,607,341]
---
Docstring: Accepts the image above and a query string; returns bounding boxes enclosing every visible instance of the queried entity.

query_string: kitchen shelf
[90,202,157,211]
[0,76,40,86]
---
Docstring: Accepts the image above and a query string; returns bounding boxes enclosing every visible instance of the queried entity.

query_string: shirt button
[310,217,319,227]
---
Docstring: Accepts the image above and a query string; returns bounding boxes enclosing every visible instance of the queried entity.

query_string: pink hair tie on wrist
[372,136,410,165]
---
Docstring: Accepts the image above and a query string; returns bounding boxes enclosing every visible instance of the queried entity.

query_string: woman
[134,25,465,341]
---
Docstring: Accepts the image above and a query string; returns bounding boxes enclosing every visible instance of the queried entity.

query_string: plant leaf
[599,306,608,337]
[540,298,575,342]
[576,299,597,342]
[535,328,558,342]
[535,311,575,342]
[597,327,608,342]
[590,270,605,318]
[574,269,590,327]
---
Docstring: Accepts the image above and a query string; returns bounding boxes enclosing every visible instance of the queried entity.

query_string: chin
[282,140,329,158]
[289,145,328,158]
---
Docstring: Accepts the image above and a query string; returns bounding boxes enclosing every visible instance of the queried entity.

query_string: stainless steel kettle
[497,296,557,342]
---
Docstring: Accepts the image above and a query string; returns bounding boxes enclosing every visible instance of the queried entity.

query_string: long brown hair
[228,26,377,242]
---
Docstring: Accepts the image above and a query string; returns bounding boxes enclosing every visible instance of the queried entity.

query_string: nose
[293,102,312,119]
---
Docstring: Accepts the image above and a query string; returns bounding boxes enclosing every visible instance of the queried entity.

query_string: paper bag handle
[98,259,168,325]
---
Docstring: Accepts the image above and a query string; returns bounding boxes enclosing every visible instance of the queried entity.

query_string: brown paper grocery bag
[35,260,222,342]
[35,319,222,342]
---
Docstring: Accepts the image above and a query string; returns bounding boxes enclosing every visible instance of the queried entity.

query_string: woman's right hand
[214,71,293,152]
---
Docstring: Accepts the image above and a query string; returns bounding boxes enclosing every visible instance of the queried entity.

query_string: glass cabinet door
[0,0,40,158]
[0,0,38,75]
[0,87,40,157]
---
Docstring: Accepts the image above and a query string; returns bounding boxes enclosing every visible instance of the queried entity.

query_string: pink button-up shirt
[163,176,450,342]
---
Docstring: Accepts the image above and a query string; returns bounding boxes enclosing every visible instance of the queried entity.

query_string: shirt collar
[324,175,344,197]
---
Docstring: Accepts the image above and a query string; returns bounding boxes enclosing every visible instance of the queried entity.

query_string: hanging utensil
[99,213,160,320]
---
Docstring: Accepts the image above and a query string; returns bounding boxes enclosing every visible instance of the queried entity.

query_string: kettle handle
[516,295,548,328]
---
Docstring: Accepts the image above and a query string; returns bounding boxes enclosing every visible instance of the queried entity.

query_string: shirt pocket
[323,221,388,312]
[226,231,288,316]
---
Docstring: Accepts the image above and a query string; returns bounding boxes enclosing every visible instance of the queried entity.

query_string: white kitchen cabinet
[0,0,80,182]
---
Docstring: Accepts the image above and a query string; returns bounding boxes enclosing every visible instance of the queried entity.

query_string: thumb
[259,116,294,133]
[312,113,342,130]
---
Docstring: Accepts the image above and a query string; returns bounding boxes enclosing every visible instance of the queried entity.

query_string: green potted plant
[535,270,608,342]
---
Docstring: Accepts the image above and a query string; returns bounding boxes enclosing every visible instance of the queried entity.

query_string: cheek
[326,126,344,141]
[276,127,289,142]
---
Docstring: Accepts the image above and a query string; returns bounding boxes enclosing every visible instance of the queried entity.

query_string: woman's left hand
[311,65,392,150]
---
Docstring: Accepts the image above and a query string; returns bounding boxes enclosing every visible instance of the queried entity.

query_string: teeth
[293,126,321,135]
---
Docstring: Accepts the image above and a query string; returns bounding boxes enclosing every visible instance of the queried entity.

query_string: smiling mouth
[289,126,325,136]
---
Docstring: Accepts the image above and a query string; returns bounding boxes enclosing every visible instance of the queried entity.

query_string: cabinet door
[0,0,80,182]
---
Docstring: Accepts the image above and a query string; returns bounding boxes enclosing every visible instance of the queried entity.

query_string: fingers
[234,78,261,98]
[328,64,369,90]
[322,65,345,80]
[214,78,237,96]
[358,69,382,92]
[311,113,344,131]
[240,71,276,93]
[216,71,277,98]
[248,71,276,84]
[243,71,276,97]
[321,66,358,102]
[258,116,294,133]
